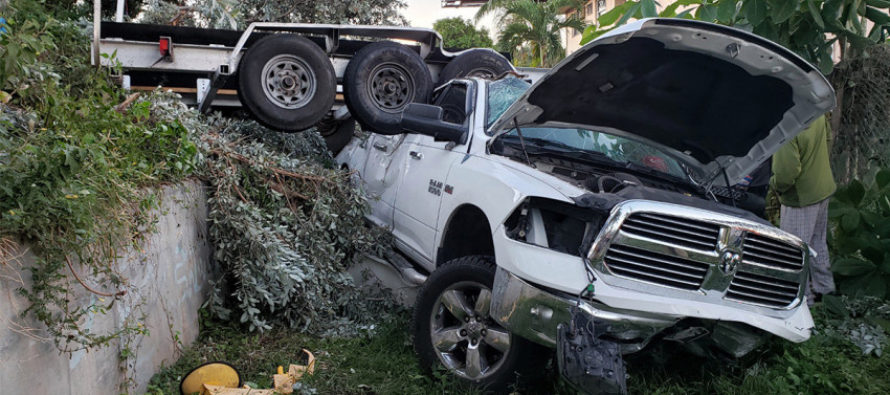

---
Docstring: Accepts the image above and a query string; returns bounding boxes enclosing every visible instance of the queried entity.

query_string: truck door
[360,133,408,229]
[392,82,473,265]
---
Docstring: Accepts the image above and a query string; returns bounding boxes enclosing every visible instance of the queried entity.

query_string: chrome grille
[726,271,799,308]
[742,233,804,271]
[604,245,710,290]
[620,213,720,251]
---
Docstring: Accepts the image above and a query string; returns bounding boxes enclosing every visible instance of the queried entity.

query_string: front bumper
[490,267,812,356]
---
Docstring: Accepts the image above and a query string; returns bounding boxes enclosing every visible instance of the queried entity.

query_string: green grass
[148,304,890,394]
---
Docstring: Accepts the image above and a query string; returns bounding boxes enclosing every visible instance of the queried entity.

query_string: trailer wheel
[437,49,514,88]
[238,35,335,132]
[344,41,432,135]
[317,116,356,155]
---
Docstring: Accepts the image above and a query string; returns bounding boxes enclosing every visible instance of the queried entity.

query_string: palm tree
[477,0,586,67]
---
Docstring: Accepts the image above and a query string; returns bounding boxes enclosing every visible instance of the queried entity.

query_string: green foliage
[150,299,890,394]
[0,0,199,351]
[581,0,890,74]
[477,0,587,67]
[829,168,890,298]
[433,17,494,49]
[198,116,395,333]
[138,0,408,28]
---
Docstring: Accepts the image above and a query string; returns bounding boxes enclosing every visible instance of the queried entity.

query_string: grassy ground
[148,304,890,394]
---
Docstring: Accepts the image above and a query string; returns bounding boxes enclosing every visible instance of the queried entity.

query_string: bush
[829,168,890,299]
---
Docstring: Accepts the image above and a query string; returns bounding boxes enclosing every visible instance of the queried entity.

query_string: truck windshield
[486,77,531,128]
[501,127,688,178]
[487,78,686,179]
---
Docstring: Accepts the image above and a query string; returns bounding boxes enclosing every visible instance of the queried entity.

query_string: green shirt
[770,115,837,207]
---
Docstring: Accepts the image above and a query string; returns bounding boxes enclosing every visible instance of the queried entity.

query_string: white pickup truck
[337,18,835,393]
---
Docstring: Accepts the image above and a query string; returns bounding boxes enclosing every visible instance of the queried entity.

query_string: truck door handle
[409,151,423,160]
[372,143,387,152]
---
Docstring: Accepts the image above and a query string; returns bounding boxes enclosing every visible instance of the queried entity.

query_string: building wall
[0,180,212,394]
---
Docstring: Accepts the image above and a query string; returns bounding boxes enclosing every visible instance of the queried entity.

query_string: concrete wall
[0,180,212,394]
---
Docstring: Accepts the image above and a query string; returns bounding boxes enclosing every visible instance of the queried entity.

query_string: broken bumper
[490,267,812,356]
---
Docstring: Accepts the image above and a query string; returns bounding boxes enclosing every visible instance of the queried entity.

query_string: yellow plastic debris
[179,349,316,395]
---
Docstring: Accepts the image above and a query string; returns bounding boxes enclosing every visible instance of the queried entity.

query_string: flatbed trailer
[90,1,546,152]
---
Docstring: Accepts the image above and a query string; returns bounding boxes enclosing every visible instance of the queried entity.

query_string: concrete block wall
[0,180,212,394]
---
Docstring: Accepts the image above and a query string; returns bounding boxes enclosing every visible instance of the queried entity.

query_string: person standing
[771,115,837,305]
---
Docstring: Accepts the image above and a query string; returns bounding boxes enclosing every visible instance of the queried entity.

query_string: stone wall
[0,180,212,394]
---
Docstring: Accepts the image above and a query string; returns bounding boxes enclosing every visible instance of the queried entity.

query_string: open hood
[489,18,835,184]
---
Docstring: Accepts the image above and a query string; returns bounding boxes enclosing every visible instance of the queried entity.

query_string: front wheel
[412,256,543,392]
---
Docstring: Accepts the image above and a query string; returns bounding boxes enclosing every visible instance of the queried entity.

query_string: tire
[413,256,544,393]
[238,34,336,132]
[437,49,514,88]
[317,116,356,155]
[344,41,433,135]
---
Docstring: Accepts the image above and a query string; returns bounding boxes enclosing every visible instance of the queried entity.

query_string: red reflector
[159,38,170,56]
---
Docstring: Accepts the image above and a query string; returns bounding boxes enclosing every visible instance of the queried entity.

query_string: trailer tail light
[159,36,172,59]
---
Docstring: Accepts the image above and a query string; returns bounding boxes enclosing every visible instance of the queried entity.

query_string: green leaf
[807,0,826,28]
[841,210,861,231]
[641,0,658,18]
[833,257,876,276]
[837,180,867,205]
[744,0,769,25]
[660,2,682,17]
[598,1,635,26]
[768,0,798,24]
[718,0,739,23]
[864,275,888,298]
[697,3,719,21]
[821,294,848,318]
[616,2,643,27]
[877,168,890,189]
[867,0,890,7]
[865,6,890,25]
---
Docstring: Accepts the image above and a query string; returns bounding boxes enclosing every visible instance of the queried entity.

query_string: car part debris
[179,350,315,395]
[557,309,627,395]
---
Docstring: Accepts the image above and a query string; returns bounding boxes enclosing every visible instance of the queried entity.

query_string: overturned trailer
[91,5,525,152]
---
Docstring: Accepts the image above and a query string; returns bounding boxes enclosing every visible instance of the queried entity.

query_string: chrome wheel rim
[368,63,415,113]
[429,281,511,380]
[261,54,316,109]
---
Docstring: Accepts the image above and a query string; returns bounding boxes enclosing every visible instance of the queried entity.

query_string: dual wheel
[237,36,512,147]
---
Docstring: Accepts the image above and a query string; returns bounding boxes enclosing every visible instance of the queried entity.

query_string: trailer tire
[437,49,513,88]
[317,116,356,155]
[344,41,432,135]
[238,34,335,132]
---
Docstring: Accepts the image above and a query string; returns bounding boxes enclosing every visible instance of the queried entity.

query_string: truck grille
[742,233,804,271]
[620,213,720,251]
[726,271,799,308]
[604,245,710,290]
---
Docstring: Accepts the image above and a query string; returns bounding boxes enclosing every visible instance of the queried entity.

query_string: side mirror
[399,103,468,144]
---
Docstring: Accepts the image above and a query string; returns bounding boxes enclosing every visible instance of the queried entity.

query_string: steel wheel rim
[367,63,415,113]
[261,54,317,109]
[429,280,511,381]
[466,67,497,80]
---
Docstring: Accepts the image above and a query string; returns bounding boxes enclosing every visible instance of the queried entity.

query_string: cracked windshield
[488,78,686,178]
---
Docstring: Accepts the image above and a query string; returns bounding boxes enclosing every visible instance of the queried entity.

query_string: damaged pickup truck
[337,18,835,393]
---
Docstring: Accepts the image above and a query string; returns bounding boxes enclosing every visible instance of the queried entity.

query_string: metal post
[115,0,125,22]
[93,0,101,67]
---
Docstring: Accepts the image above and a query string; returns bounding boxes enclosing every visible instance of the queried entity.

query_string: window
[433,84,469,125]
[586,2,594,16]
[597,0,607,16]
[485,77,531,129]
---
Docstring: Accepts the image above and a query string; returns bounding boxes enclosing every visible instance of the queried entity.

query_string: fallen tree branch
[115,93,141,113]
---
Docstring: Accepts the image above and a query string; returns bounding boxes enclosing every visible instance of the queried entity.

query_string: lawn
[148,302,890,394]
